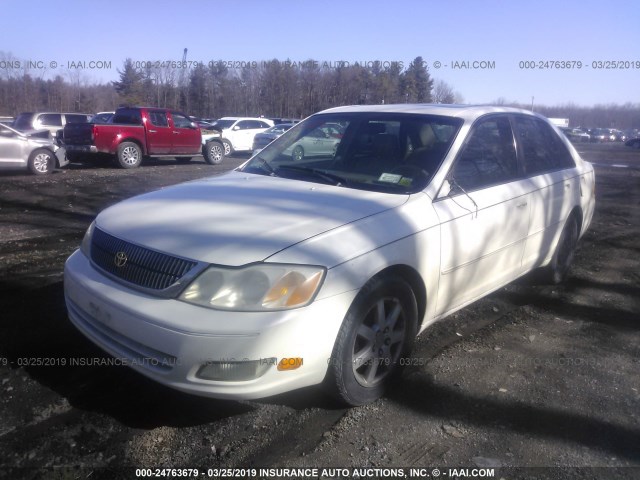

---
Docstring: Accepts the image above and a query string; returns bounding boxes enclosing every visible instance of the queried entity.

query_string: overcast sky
[1,0,638,107]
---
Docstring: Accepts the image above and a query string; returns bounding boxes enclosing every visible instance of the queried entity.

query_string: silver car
[0,122,67,175]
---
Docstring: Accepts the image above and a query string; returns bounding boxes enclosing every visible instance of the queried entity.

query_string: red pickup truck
[63,107,203,168]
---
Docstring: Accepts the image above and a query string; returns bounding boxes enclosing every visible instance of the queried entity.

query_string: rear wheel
[116,142,142,169]
[28,148,54,175]
[326,275,417,406]
[292,145,304,161]
[204,141,224,165]
[541,215,579,284]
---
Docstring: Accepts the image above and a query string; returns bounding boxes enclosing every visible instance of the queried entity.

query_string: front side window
[514,116,575,175]
[240,113,463,194]
[451,115,518,191]
[149,111,169,127]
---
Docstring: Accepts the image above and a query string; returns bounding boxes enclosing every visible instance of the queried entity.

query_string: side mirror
[232,125,240,131]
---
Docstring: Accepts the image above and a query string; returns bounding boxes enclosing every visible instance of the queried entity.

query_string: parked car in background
[560,127,590,143]
[62,107,202,168]
[286,123,343,160]
[211,117,274,155]
[589,128,610,143]
[64,104,595,406]
[625,137,640,148]
[0,122,67,175]
[13,112,92,138]
[252,123,295,152]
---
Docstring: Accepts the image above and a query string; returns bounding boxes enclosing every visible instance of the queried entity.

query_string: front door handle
[516,202,528,208]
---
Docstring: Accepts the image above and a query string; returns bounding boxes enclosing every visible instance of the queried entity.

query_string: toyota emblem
[114,251,128,268]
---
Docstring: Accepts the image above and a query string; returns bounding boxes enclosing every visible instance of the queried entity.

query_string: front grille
[91,228,198,291]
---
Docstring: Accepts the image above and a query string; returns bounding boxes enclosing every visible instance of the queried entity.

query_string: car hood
[95,171,409,266]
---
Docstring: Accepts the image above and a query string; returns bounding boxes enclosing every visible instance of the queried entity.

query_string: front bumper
[64,250,355,399]
[55,146,68,167]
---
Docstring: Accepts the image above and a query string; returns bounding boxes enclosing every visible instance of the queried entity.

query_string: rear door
[513,115,579,270]
[0,125,26,166]
[146,110,173,154]
[169,112,201,154]
[433,114,530,314]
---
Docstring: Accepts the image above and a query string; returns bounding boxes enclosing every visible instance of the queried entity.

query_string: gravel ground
[0,146,638,480]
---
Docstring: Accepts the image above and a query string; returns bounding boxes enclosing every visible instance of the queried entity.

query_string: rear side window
[451,115,518,191]
[514,116,575,175]
[149,111,169,127]
[113,109,142,125]
[38,114,62,127]
[171,112,192,128]
[65,114,89,124]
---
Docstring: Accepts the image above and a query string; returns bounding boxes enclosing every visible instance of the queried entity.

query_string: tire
[325,275,418,406]
[542,215,579,284]
[222,139,233,156]
[65,151,82,162]
[292,145,304,161]
[28,148,54,175]
[204,141,224,165]
[116,142,142,169]
[176,157,192,163]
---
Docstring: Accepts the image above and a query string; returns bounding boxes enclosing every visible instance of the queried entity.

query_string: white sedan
[64,105,595,406]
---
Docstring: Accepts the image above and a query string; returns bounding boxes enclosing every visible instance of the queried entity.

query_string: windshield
[240,112,463,193]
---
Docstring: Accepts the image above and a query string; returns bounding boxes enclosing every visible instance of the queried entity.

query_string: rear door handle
[516,202,527,208]
[149,129,157,133]
[173,131,180,134]
[565,183,571,189]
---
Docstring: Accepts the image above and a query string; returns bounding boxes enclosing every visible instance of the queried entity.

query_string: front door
[433,114,530,315]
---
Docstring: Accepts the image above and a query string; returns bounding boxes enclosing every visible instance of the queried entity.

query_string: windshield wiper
[277,165,348,186]
[249,156,277,176]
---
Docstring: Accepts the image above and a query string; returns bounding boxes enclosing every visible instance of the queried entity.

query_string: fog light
[277,357,303,371]
[196,359,275,381]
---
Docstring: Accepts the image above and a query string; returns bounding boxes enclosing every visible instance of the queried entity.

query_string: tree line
[0,53,638,129]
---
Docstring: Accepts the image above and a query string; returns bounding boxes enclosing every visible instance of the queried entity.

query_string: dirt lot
[0,145,638,479]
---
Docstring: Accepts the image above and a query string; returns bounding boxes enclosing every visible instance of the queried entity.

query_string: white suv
[212,117,274,155]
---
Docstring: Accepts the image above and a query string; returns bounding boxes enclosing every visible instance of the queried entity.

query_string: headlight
[179,263,326,311]
[80,221,95,258]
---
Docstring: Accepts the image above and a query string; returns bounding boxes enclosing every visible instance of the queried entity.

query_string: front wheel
[116,142,142,169]
[222,139,233,156]
[325,275,417,406]
[28,148,54,175]
[204,141,224,165]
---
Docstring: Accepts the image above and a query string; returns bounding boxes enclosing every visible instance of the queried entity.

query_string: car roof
[317,104,547,122]
[219,117,272,121]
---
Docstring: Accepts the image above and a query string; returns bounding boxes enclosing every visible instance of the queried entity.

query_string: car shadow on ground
[387,376,640,462]
[388,273,640,463]
[0,280,255,429]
